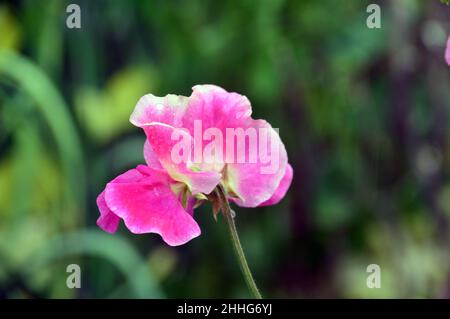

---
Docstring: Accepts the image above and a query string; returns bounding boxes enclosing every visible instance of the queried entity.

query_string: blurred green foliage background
[0,0,450,298]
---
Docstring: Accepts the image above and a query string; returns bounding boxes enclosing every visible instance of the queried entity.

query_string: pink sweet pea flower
[446,36,450,66]
[97,164,201,246]
[97,85,293,246]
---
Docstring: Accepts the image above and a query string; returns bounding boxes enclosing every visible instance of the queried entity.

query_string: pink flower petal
[446,36,450,66]
[185,196,197,216]
[182,85,253,135]
[143,139,163,170]
[130,93,189,128]
[258,164,293,207]
[225,119,288,207]
[143,123,222,195]
[103,165,201,246]
[96,191,120,233]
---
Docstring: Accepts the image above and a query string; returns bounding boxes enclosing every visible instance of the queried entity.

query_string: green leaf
[23,230,164,298]
[0,50,86,216]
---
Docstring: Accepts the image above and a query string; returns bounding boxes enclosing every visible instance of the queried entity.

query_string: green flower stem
[215,186,262,299]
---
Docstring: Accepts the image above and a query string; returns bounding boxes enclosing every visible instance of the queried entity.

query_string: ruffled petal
[102,165,201,246]
[96,191,120,233]
[143,139,163,170]
[258,164,293,207]
[224,119,288,207]
[130,93,189,128]
[143,123,221,195]
[182,84,252,135]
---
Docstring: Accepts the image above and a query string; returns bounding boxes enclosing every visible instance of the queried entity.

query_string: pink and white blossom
[97,85,293,246]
